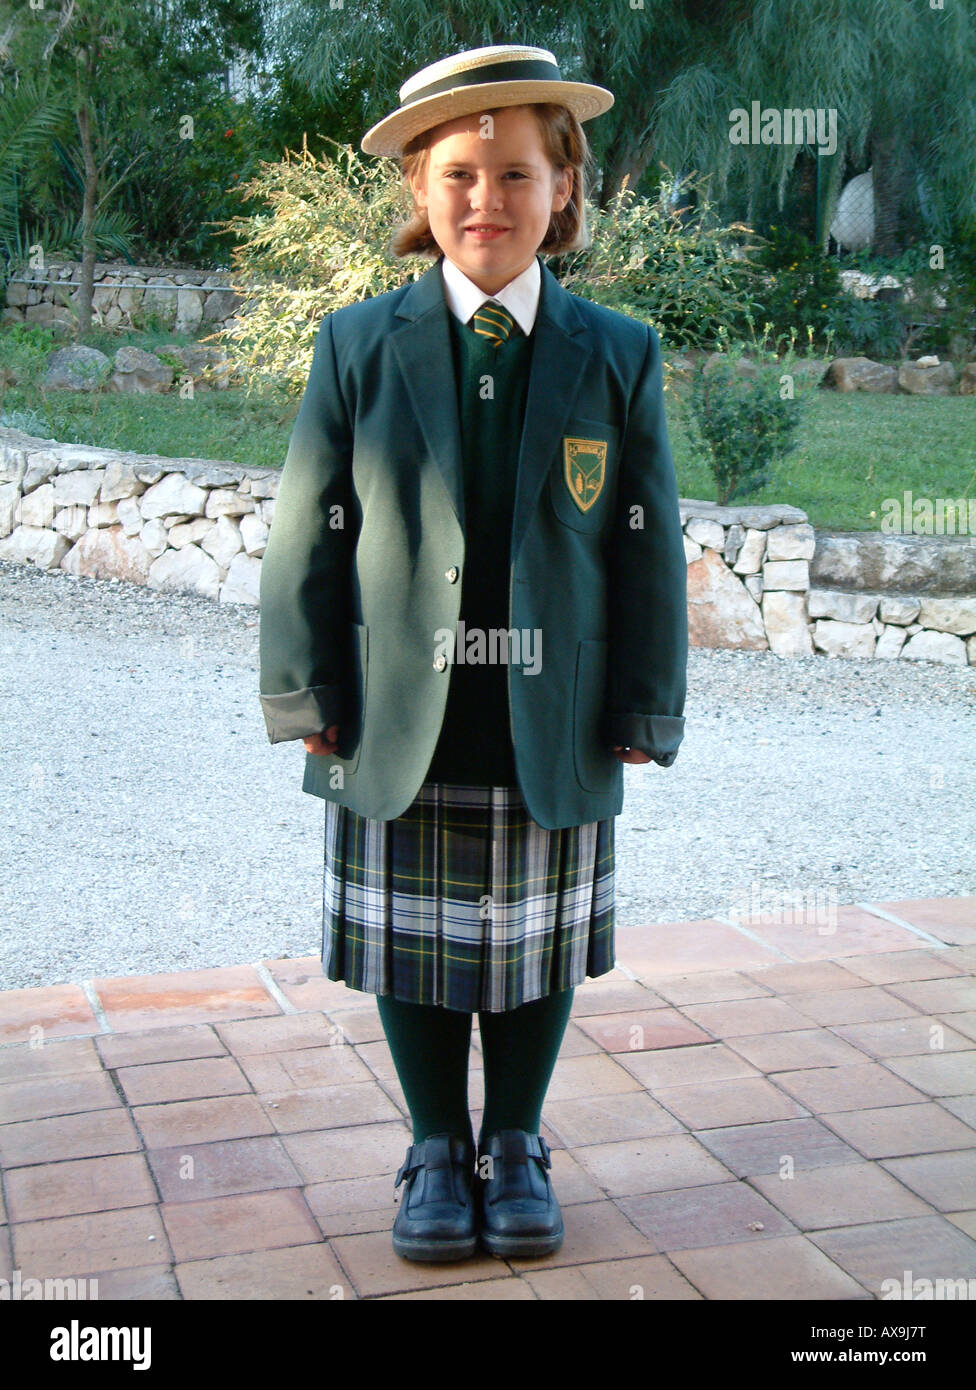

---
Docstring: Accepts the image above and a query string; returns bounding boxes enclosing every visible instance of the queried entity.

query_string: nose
[469,176,505,213]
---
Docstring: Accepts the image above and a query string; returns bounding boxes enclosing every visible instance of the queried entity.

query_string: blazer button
[433,654,447,671]
[445,566,459,583]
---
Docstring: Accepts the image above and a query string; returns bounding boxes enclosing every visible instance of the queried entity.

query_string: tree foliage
[558,170,759,348]
[206,138,430,392]
[276,0,976,244]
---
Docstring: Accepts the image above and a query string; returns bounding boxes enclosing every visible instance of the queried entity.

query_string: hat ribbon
[400,56,564,108]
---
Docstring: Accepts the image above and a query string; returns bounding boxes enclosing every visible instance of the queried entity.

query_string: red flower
[225,128,233,138]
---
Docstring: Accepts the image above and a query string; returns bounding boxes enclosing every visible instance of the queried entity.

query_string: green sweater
[425,307,534,786]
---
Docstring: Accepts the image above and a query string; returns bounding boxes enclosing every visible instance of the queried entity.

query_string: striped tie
[470,299,517,347]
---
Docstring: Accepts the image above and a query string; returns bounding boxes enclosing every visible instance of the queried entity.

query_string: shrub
[557,170,760,349]
[824,294,905,359]
[206,138,430,394]
[748,225,840,348]
[0,406,51,435]
[0,323,58,422]
[0,323,57,386]
[896,226,976,360]
[684,341,806,505]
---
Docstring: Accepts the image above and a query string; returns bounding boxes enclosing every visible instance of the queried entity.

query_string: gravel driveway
[2,557,974,992]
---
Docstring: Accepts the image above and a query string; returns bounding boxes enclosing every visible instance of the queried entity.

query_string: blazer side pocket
[549,416,620,533]
[573,638,617,792]
[334,622,368,774]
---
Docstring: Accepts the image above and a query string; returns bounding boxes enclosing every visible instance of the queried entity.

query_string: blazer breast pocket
[334,622,368,774]
[548,416,620,533]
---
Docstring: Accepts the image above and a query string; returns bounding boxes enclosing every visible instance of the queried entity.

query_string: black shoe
[392,1132,478,1262]
[476,1128,564,1258]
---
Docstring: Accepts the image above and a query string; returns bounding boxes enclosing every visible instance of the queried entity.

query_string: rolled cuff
[602,713,685,767]
[260,684,344,745]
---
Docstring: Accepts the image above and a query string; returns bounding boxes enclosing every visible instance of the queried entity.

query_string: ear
[551,165,573,213]
[406,162,428,208]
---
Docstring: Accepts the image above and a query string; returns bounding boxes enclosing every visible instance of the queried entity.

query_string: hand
[304,725,339,756]
[611,744,652,764]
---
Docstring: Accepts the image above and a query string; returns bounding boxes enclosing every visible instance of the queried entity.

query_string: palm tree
[0,72,76,285]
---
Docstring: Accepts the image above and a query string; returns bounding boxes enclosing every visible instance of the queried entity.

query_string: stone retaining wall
[1,428,974,666]
[2,260,240,335]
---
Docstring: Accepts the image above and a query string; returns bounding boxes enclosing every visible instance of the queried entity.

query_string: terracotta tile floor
[1,897,974,1301]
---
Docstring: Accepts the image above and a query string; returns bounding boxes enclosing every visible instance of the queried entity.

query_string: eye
[442,170,529,180]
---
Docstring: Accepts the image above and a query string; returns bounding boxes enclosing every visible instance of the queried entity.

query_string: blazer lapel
[389,254,593,559]
[390,260,466,528]
[511,258,592,560]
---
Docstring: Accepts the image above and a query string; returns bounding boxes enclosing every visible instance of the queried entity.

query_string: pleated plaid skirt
[321,781,615,1013]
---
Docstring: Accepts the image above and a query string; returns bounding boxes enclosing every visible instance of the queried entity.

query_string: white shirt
[440,254,540,336]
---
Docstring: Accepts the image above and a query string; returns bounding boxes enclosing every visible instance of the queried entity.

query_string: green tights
[375,987,575,1150]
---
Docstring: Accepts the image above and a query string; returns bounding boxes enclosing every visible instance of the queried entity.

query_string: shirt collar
[439,254,541,336]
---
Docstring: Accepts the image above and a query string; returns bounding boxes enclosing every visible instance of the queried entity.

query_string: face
[409,105,573,294]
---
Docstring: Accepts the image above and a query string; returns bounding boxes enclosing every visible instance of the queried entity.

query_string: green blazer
[258,253,688,830]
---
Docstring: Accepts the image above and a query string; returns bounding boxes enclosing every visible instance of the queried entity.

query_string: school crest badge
[563,436,608,513]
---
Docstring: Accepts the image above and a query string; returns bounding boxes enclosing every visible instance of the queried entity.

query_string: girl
[258,44,688,1264]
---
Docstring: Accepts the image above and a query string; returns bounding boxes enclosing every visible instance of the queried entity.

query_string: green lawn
[667,385,975,530]
[0,378,298,475]
[2,370,973,532]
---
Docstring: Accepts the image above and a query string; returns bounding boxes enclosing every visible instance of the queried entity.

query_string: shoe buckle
[395,1136,473,1189]
[394,1144,419,1189]
[480,1130,552,1172]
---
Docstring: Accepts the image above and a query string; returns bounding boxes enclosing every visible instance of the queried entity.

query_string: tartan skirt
[321,781,615,1013]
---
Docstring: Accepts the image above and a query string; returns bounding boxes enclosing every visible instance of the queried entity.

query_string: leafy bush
[206,139,431,394]
[0,406,52,435]
[748,225,840,347]
[557,170,760,349]
[684,341,806,505]
[0,323,58,423]
[841,241,932,281]
[824,294,905,358]
[813,225,976,361]
[896,226,976,360]
[0,322,57,385]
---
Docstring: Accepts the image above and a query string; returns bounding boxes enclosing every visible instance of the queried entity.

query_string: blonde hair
[390,103,594,259]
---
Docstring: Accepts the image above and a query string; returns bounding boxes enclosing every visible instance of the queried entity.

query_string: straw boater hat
[360,44,614,157]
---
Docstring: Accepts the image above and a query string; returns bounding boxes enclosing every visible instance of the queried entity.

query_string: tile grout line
[251,961,300,1014]
[611,960,640,982]
[710,915,799,962]
[78,979,113,1034]
[855,903,956,948]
